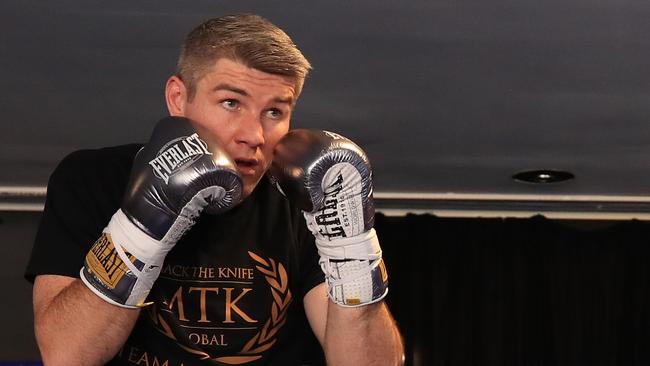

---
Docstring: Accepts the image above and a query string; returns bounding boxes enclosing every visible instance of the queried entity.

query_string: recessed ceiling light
[512,169,574,184]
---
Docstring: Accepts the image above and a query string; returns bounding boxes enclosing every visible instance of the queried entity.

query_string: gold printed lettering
[100,247,120,279]
[85,233,134,288]
[223,288,257,324]
[188,333,227,346]
[91,234,109,256]
[197,266,214,279]
[218,267,228,278]
[150,253,292,361]
[167,286,189,322]
[242,268,254,279]
[136,351,150,366]
[189,287,219,323]
[216,267,254,279]
[152,358,169,366]
[174,265,189,277]
[124,346,169,366]
[226,268,237,278]
[128,346,140,363]
[162,264,190,278]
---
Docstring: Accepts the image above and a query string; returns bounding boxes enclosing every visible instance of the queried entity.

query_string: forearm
[324,301,404,366]
[34,278,139,366]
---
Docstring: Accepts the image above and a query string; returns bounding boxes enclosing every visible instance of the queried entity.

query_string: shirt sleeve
[24,149,127,283]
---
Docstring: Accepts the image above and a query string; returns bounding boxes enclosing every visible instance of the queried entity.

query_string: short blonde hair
[177,14,312,101]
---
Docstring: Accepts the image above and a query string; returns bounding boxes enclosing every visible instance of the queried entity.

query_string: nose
[234,112,265,148]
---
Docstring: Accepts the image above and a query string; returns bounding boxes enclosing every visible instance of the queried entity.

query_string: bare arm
[33,274,140,366]
[304,283,404,366]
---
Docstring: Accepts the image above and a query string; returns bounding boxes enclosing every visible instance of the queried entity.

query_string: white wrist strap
[315,228,381,260]
[316,229,389,307]
[321,257,389,307]
[80,210,167,308]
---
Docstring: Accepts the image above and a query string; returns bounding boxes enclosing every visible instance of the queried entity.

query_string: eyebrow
[274,96,295,105]
[212,83,248,96]
[212,83,295,105]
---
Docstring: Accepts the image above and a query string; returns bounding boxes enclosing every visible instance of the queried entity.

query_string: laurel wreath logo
[146,252,293,364]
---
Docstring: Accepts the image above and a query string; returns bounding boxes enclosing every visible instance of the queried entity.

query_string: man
[26,14,404,365]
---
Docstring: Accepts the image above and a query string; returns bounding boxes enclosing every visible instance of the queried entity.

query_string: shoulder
[50,144,141,191]
[54,144,142,178]
[46,144,143,215]
[27,144,143,282]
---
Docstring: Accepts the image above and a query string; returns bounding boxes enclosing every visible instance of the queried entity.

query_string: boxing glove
[81,116,242,308]
[270,129,388,307]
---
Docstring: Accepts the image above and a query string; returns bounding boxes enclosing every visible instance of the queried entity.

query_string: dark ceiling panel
[2,0,650,198]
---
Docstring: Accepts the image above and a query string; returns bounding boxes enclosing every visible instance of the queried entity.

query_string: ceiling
[2,1,650,215]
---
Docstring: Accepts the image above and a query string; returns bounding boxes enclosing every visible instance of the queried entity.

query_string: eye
[265,108,283,119]
[221,99,239,110]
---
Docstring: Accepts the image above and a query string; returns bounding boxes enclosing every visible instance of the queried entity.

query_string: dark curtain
[375,214,650,366]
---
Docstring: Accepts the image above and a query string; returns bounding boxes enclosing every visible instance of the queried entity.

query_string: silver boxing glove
[81,117,242,308]
[270,129,388,307]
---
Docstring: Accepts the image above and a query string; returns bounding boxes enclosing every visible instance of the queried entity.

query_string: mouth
[234,158,259,176]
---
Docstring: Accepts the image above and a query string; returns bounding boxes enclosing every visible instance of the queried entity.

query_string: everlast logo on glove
[149,133,212,184]
[316,172,346,239]
[314,164,365,240]
[86,233,129,288]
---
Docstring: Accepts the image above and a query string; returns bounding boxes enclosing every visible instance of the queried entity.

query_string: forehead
[197,58,298,98]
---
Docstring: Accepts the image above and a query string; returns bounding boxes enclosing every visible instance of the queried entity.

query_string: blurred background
[2,1,650,364]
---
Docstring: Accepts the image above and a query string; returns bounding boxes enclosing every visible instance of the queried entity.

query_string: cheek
[188,109,235,144]
[266,125,289,149]
[184,98,224,124]
[260,126,287,159]
[269,121,290,141]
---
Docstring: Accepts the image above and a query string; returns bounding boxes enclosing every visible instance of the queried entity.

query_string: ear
[165,76,187,116]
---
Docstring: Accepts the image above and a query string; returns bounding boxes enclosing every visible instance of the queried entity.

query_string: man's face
[172,58,297,198]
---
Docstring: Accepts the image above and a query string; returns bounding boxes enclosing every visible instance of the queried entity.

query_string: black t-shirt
[25,144,325,365]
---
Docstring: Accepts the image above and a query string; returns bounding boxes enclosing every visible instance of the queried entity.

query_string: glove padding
[81,117,242,308]
[271,129,388,306]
